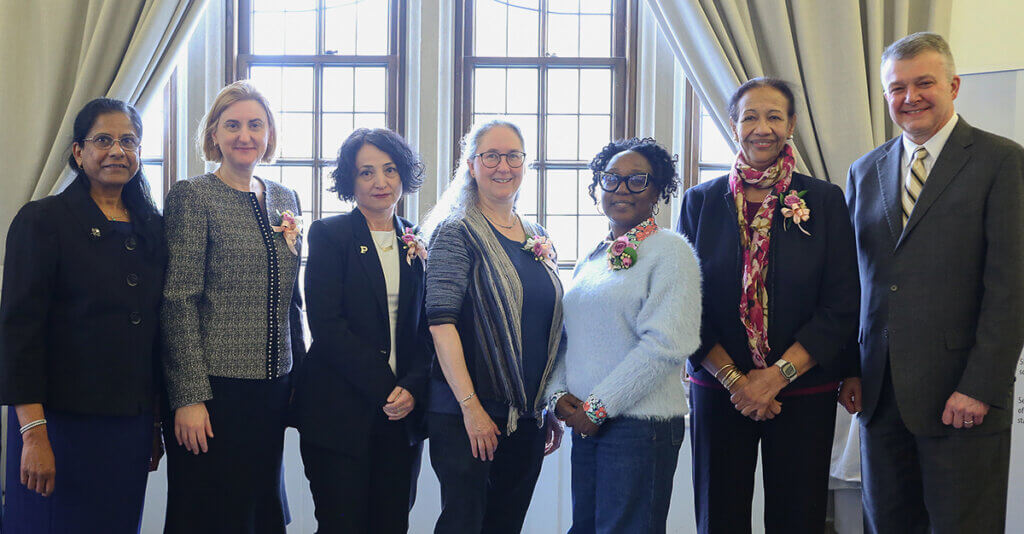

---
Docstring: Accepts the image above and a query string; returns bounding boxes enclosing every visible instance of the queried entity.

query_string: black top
[428,223,556,420]
[294,208,432,455]
[0,178,165,415]
[677,172,860,389]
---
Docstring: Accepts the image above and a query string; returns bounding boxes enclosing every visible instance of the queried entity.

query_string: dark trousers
[861,366,1010,534]
[299,414,422,534]
[690,383,837,534]
[163,376,290,534]
[427,412,546,534]
[569,417,685,534]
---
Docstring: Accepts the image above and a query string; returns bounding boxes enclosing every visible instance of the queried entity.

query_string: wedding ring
[964,419,975,426]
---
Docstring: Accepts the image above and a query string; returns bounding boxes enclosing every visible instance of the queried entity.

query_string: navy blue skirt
[3,407,153,534]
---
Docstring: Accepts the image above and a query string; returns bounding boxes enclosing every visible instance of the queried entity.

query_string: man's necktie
[902,146,927,226]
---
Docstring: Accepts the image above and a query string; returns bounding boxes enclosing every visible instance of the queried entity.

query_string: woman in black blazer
[0,98,165,533]
[295,128,431,533]
[677,78,859,534]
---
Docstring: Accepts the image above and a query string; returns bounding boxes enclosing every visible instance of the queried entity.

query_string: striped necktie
[902,147,928,226]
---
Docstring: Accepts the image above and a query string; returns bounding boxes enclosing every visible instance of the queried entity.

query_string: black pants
[690,383,837,534]
[427,412,546,534]
[163,375,290,534]
[299,414,422,533]
[861,366,1010,534]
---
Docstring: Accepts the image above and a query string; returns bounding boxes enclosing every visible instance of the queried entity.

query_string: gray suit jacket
[846,116,1024,436]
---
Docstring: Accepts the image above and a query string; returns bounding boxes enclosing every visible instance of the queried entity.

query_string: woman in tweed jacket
[161,81,305,533]
[421,120,565,533]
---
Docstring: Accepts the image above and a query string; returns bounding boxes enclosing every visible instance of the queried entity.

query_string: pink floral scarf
[728,143,796,368]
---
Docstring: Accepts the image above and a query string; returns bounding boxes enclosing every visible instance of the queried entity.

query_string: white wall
[949,0,1024,74]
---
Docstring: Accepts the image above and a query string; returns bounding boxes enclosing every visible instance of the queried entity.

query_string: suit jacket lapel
[875,140,903,247]
[394,217,418,362]
[898,120,973,247]
[352,208,388,323]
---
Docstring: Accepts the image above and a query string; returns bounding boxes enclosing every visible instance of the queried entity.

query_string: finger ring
[965,419,974,425]
[580,433,588,439]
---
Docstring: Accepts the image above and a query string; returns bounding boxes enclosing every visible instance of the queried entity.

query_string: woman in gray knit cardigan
[545,138,701,533]
[421,120,565,533]
[161,81,305,533]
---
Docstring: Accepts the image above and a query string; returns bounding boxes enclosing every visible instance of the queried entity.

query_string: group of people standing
[0,31,1021,534]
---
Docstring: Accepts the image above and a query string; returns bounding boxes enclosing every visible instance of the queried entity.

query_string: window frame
[233,0,407,221]
[682,82,732,188]
[453,0,638,268]
[140,70,179,206]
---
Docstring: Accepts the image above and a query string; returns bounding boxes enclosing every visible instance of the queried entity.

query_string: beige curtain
[645,0,952,185]
[0,0,208,264]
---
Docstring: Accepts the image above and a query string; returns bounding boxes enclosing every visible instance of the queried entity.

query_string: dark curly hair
[587,138,679,203]
[329,128,425,202]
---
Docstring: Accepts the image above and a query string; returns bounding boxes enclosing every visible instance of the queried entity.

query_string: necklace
[482,210,518,229]
[106,206,130,222]
[372,230,395,252]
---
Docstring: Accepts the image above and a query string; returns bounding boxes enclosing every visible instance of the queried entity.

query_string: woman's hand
[383,386,415,421]
[150,423,164,472]
[730,368,786,420]
[838,377,862,415]
[564,408,601,438]
[554,393,582,420]
[543,410,564,456]
[461,399,501,461]
[174,402,214,455]
[20,427,56,497]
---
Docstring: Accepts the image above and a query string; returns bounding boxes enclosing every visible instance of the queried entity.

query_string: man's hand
[838,377,862,414]
[942,391,989,429]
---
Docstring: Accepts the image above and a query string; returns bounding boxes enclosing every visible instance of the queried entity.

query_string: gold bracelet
[722,369,744,391]
[714,364,737,382]
[718,366,740,388]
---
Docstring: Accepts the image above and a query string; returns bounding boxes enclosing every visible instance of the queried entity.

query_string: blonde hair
[198,80,277,163]
[420,120,525,240]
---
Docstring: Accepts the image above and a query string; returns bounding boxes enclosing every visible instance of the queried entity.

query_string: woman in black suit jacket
[296,128,431,533]
[677,78,859,534]
[0,98,165,533]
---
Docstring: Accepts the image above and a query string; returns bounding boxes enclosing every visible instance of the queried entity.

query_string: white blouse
[370,230,400,373]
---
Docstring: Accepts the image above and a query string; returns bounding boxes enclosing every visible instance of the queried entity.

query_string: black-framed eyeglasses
[599,172,650,194]
[474,151,526,168]
[82,134,141,151]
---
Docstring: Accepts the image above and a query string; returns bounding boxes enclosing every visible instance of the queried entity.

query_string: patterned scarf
[728,143,796,368]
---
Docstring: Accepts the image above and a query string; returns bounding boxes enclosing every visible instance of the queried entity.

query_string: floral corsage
[523,235,557,270]
[401,227,427,265]
[606,216,658,270]
[271,210,303,255]
[581,394,608,426]
[779,190,810,236]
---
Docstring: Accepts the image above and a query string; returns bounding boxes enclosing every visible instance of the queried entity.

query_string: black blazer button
[127,273,139,287]
[889,284,898,292]
[129,312,142,325]
[125,237,137,251]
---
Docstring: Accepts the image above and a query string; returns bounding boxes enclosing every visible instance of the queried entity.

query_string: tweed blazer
[162,173,305,410]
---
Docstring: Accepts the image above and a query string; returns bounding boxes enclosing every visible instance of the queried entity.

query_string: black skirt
[162,375,290,534]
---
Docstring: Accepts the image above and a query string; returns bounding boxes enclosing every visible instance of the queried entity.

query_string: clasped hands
[729,368,785,421]
[554,394,600,437]
[383,386,415,421]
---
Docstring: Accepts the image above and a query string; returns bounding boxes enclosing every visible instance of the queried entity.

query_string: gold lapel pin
[90,228,101,238]
[359,245,368,254]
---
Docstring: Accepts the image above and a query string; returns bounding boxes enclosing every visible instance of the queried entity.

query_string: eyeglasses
[599,172,650,194]
[82,134,141,151]
[474,151,526,168]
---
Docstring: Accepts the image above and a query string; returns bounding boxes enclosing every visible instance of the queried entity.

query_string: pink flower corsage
[271,210,303,255]
[401,227,427,265]
[523,235,557,270]
[582,394,608,426]
[779,189,811,236]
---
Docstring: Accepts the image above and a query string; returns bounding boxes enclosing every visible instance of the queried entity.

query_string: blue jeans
[569,417,686,534]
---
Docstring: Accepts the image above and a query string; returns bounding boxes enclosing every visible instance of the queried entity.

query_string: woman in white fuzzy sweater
[545,138,701,534]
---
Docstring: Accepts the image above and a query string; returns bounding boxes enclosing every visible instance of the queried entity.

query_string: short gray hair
[881,32,956,82]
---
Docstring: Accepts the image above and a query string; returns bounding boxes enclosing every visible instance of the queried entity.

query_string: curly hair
[586,138,679,203]
[328,128,425,202]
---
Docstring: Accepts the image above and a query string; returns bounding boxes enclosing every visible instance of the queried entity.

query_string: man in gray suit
[843,32,1024,533]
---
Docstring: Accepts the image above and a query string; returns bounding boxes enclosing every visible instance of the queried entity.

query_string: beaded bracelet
[548,390,569,418]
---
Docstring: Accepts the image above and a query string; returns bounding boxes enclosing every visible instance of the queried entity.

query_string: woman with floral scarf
[677,77,860,534]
